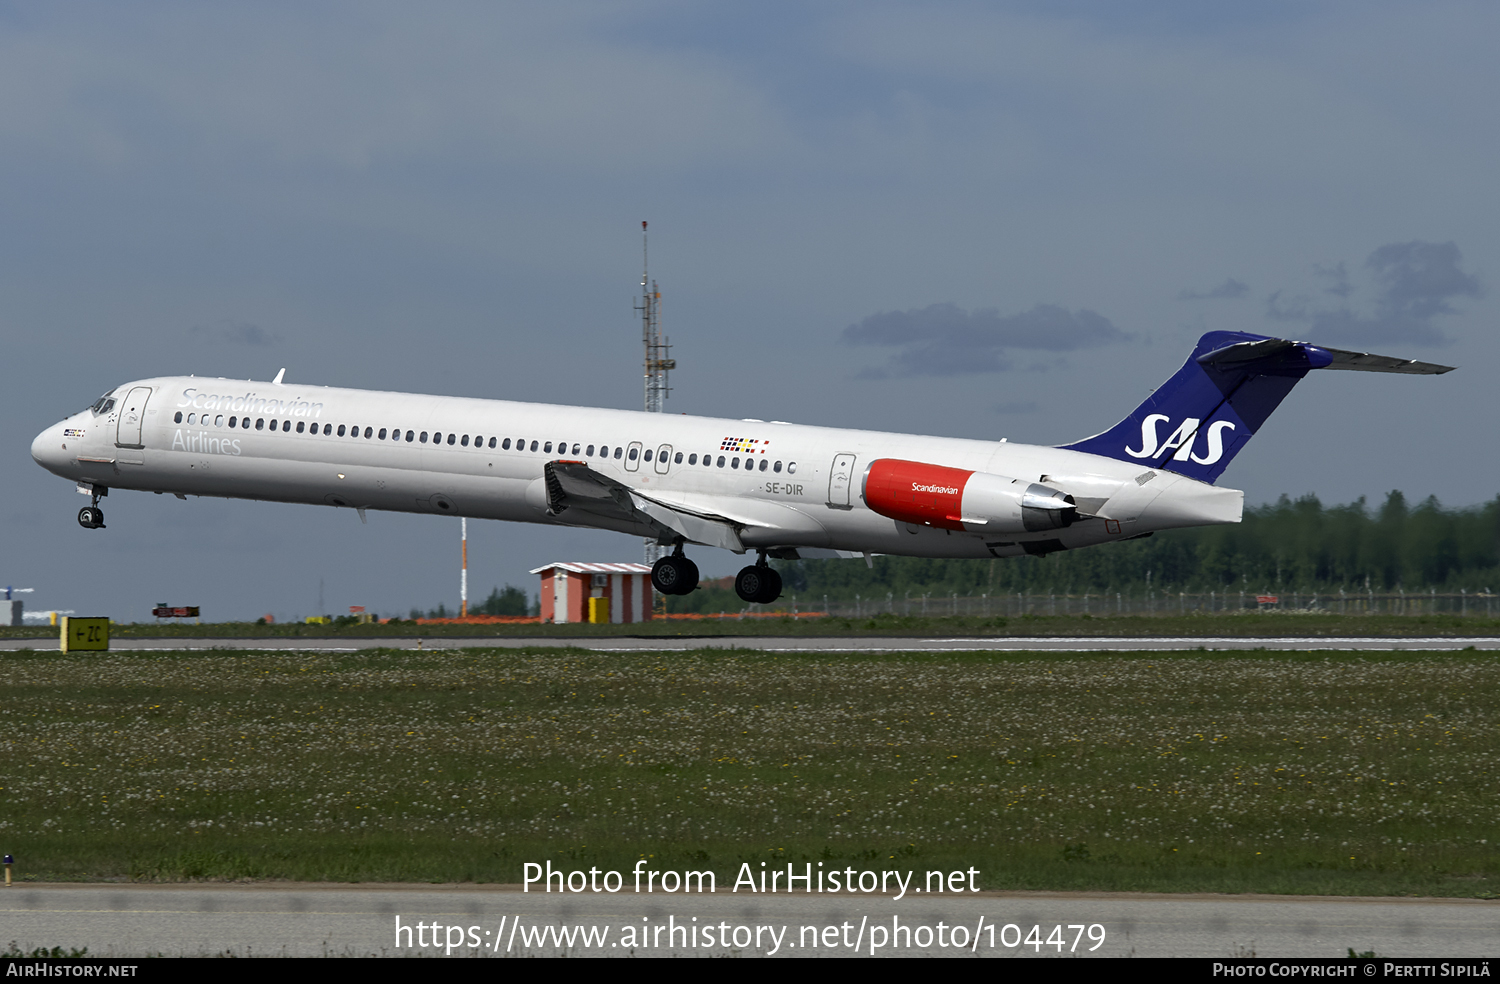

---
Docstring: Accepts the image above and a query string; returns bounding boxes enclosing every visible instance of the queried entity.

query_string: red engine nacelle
[862,458,1077,534]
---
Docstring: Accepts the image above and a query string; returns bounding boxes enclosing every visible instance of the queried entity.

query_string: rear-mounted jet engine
[862,458,1078,534]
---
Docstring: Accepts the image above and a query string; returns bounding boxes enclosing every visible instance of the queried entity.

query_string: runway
[2,884,1495,958]
[2,635,1498,652]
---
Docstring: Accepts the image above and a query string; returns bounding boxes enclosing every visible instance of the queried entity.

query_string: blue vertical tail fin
[1059,331,1454,484]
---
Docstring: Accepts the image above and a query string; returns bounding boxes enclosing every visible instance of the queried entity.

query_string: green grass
[1,647,1496,896]
[4,611,1500,640]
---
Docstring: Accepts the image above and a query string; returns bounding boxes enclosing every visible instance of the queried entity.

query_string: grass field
[4,611,1500,640]
[1,646,1496,896]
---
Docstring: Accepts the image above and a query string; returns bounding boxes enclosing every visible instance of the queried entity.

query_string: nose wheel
[734,559,782,604]
[78,506,105,529]
[650,548,700,596]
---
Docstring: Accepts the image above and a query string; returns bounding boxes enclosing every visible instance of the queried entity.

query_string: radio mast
[635,221,675,566]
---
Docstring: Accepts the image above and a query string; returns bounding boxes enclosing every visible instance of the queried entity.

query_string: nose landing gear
[77,487,106,529]
[650,544,700,596]
[734,555,782,605]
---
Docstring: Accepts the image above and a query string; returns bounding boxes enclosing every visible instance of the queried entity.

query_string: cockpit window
[89,393,116,415]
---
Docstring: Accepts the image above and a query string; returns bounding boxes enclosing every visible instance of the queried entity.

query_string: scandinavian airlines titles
[174,387,324,419]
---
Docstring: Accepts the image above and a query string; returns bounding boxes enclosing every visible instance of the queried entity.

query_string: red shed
[531,562,655,624]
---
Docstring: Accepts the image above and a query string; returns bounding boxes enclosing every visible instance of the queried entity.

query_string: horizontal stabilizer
[1315,347,1455,374]
[1197,337,1454,375]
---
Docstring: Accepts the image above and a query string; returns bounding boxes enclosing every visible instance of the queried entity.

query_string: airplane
[31,330,1451,605]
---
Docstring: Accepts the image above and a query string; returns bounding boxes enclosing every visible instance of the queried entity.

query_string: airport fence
[789,588,1500,619]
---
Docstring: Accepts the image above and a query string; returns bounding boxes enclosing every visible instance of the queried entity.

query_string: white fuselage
[31,376,1243,558]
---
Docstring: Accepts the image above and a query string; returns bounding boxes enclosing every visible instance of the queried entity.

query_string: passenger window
[572,443,580,454]
[420,432,428,443]
[586,445,595,456]
[256,418,265,431]
[187,413,196,424]
[731,457,739,469]
[599,445,609,457]
[644,449,653,462]
[544,442,553,453]
[363,427,371,438]
[674,452,683,464]
[447,434,456,446]
[228,417,237,428]
[336,424,345,437]
[406,430,415,442]
[174,411,183,423]
[215,415,224,427]
[614,447,622,459]
[488,437,496,448]
[297,421,305,433]
[717,456,725,467]
[502,438,511,450]
[530,440,539,452]
[378,428,387,440]
[628,447,638,460]
[759,458,767,471]
[461,435,469,447]
[788,462,797,474]
[773,460,782,473]
[284,420,292,432]
[431,432,441,444]
[688,453,697,465]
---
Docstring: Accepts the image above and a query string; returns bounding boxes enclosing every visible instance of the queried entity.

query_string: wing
[544,460,747,552]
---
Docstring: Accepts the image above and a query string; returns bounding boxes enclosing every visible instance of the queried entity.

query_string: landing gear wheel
[77,506,104,529]
[651,555,699,595]
[734,565,782,604]
[758,568,782,604]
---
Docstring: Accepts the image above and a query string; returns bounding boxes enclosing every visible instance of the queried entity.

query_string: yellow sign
[60,617,109,652]
[588,597,610,624]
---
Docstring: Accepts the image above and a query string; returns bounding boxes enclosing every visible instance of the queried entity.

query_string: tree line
[773,492,1500,602]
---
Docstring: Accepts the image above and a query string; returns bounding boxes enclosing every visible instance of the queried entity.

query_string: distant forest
[415,492,1500,616]
[756,491,1500,606]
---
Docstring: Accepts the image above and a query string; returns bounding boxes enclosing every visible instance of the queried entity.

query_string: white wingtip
[272,368,286,386]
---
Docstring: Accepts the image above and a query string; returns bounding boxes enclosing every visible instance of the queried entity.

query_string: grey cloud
[1178,277,1248,300]
[1312,262,1351,299]
[190,320,281,346]
[1367,241,1480,322]
[843,302,1128,378]
[1265,290,1311,323]
[1266,242,1479,347]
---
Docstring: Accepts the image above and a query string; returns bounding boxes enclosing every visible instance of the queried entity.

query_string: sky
[4,1,1497,622]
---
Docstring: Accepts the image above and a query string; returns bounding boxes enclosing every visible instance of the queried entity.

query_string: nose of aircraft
[31,422,67,474]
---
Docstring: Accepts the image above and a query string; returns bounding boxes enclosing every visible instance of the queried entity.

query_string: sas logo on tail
[1125,415,1235,465]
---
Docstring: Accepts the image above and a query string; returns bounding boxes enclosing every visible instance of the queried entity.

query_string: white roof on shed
[529,562,654,575]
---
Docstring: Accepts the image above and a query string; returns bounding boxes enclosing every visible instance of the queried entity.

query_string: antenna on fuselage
[272,368,286,386]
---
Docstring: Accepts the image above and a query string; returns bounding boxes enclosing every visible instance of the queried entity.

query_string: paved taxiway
[2,636,1499,652]
[3,885,1496,958]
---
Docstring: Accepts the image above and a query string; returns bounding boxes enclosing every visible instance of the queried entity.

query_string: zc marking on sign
[59,617,109,652]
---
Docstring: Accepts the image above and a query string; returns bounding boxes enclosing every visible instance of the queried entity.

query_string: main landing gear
[735,555,782,605]
[650,544,700,596]
[77,488,106,529]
